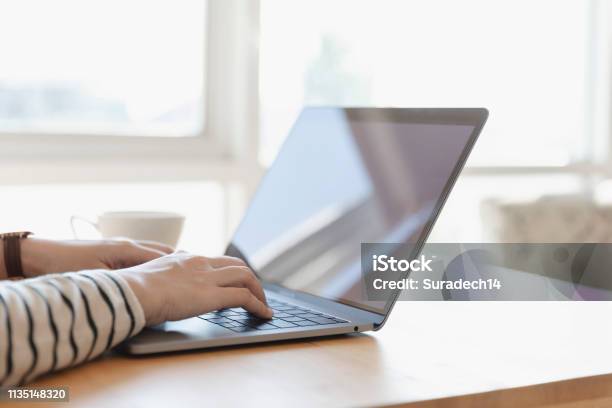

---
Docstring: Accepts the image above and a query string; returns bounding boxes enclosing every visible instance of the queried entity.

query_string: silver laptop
[123,107,488,354]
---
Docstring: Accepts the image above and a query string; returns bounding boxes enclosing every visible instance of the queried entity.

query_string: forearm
[0,270,145,387]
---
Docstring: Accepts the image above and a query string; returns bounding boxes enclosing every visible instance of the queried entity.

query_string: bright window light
[0,0,206,136]
[260,0,590,167]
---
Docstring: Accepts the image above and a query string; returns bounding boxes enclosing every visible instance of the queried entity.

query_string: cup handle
[70,215,99,239]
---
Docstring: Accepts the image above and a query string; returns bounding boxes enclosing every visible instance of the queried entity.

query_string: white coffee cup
[71,211,185,247]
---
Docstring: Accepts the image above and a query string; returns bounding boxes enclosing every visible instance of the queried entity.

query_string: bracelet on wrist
[0,232,33,279]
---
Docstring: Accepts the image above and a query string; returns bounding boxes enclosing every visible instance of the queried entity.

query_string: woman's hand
[117,252,273,326]
[20,238,174,278]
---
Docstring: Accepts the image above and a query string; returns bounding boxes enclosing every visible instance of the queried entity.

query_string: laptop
[123,107,488,354]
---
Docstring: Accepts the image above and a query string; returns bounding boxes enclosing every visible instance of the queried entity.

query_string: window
[1,0,607,244]
[0,0,260,186]
[260,0,607,242]
[0,0,206,137]
[260,0,592,167]
[0,1,259,246]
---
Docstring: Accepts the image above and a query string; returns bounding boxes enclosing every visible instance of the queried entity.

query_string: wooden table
[15,302,612,407]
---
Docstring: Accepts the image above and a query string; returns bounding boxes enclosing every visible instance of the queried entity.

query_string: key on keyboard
[198,299,348,332]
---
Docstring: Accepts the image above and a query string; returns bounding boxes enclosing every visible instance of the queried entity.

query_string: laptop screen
[228,108,484,314]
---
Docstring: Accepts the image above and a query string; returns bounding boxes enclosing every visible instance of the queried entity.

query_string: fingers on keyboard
[199,299,347,331]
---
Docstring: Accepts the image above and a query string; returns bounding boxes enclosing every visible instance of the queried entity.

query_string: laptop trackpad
[132,317,231,344]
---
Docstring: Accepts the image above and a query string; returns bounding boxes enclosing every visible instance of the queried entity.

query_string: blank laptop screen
[230,108,476,313]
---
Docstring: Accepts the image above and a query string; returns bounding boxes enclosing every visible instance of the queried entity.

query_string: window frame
[0,0,609,187]
[0,0,263,185]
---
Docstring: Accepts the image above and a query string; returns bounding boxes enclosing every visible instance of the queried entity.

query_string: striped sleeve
[0,270,145,387]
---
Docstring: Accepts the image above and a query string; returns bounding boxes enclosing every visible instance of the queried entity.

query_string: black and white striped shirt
[0,270,145,387]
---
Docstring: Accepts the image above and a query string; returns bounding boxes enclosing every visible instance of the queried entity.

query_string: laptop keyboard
[198,298,348,332]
